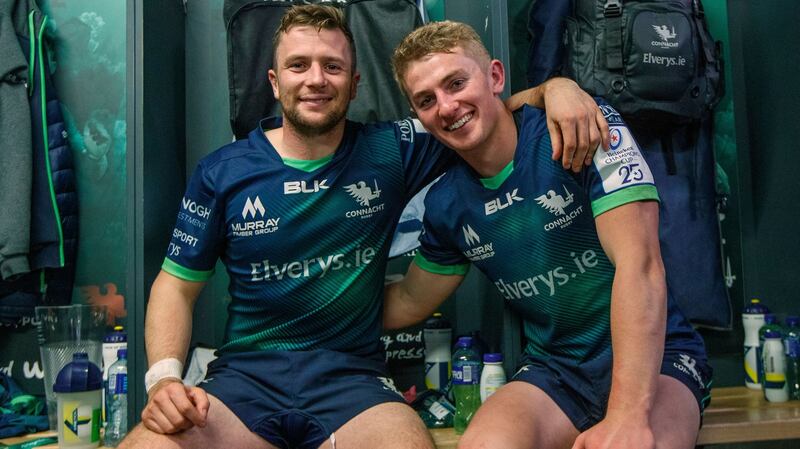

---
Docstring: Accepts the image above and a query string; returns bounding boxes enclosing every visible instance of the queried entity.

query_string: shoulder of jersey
[423,165,463,209]
[198,137,264,169]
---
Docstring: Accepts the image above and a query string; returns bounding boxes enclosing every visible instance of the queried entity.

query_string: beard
[280,88,351,138]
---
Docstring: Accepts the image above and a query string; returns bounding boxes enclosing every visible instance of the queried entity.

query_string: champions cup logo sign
[609,129,623,151]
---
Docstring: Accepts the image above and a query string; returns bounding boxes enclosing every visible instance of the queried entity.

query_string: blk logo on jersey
[536,185,584,231]
[462,224,494,261]
[231,196,280,237]
[344,180,386,219]
[485,188,524,215]
[284,179,329,195]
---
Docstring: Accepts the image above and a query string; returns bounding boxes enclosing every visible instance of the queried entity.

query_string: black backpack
[562,0,723,124]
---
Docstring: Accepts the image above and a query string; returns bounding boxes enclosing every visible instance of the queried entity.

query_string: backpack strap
[691,0,716,68]
[603,0,623,71]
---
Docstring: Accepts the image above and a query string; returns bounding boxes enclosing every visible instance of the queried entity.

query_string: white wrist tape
[145,358,184,393]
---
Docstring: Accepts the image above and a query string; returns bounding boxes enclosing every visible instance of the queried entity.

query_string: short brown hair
[272,4,357,71]
[392,21,491,95]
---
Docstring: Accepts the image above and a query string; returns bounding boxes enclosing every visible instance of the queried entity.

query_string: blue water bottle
[784,315,800,400]
[102,326,127,424]
[452,336,481,434]
[104,349,128,447]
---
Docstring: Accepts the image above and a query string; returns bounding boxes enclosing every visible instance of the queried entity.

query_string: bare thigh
[650,375,701,449]
[316,401,434,449]
[117,393,277,449]
[457,381,579,449]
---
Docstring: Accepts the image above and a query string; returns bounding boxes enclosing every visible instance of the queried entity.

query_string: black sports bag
[562,0,724,124]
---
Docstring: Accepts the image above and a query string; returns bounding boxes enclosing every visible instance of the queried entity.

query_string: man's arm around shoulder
[384,260,465,330]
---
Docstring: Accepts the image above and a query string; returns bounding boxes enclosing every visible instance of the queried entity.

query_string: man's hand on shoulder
[505,77,610,173]
[141,378,209,434]
[541,78,610,173]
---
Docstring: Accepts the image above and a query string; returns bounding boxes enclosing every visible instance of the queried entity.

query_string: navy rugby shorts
[512,344,712,432]
[198,349,406,449]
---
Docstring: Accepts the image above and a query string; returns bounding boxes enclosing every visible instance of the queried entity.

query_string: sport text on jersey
[494,249,599,300]
[535,185,585,231]
[249,246,376,281]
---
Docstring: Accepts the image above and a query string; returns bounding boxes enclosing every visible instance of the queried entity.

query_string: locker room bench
[428,386,800,448]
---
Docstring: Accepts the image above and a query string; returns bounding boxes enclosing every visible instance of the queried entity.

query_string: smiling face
[269,25,359,137]
[402,46,506,155]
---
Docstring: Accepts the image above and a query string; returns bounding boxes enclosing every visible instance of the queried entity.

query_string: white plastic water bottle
[762,330,789,403]
[743,298,768,389]
[423,313,452,391]
[479,353,506,403]
[104,349,128,447]
[102,326,126,424]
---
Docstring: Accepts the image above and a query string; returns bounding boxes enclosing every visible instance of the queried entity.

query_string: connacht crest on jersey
[344,180,382,206]
[535,185,574,216]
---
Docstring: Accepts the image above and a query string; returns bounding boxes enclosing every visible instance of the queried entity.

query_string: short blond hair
[392,21,491,95]
[273,4,356,70]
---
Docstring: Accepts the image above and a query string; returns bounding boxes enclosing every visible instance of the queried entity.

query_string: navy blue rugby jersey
[163,118,451,356]
[416,103,704,363]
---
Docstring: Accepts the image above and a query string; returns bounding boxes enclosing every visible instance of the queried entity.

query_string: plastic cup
[35,305,107,430]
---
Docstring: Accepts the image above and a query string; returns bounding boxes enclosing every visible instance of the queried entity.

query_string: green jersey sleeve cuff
[413,252,470,276]
[162,258,214,282]
[591,185,660,217]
